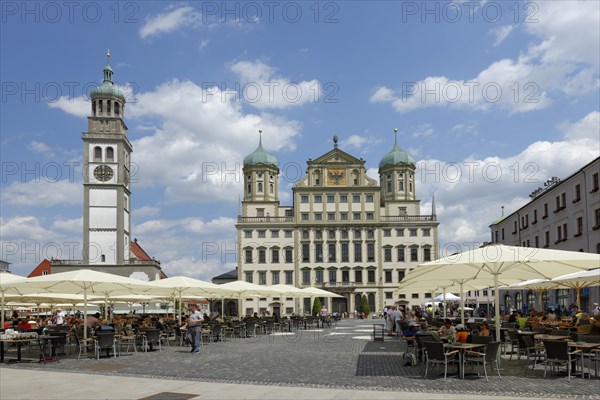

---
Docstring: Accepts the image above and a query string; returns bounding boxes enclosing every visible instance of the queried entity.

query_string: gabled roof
[130,239,152,261]
[28,259,52,277]
[309,148,364,165]
[213,268,238,280]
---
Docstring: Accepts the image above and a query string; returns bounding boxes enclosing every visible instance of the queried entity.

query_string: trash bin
[373,323,384,342]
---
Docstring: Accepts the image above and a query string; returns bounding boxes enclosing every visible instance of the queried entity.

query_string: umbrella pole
[221,298,225,316]
[443,292,447,319]
[1,291,4,329]
[83,288,88,340]
[576,288,581,310]
[178,292,183,325]
[494,273,500,342]
[538,289,543,312]
[460,283,465,325]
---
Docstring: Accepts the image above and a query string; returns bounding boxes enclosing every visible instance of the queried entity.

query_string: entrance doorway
[332,297,347,314]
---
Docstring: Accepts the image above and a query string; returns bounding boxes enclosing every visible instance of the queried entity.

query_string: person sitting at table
[86,312,101,330]
[403,321,419,340]
[438,319,456,338]
[16,319,31,331]
[575,312,591,327]
[479,322,490,337]
[272,312,280,323]
[508,310,519,323]
[455,324,469,343]
[407,311,418,323]
[589,318,600,334]
[214,314,225,324]
[96,319,114,332]
[154,317,165,331]
[202,313,211,322]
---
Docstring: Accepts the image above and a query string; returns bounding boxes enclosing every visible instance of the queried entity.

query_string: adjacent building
[236,133,439,316]
[489,156,600,312]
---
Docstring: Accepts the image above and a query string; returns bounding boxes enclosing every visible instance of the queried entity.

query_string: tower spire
[258,129,263,147]
[394,128,398,146]
[107,49,111,65]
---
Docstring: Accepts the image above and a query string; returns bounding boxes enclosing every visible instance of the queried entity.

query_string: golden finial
[107,49,111,65]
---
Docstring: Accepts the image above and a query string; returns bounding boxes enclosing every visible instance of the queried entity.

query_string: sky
[1,1,599,280]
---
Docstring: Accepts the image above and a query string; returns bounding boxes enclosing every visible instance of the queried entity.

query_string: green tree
[359,295,370,316]
[312,297,322,316]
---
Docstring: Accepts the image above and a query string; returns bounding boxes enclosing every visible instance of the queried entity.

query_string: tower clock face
[327,168,346,185]
[93,165,113,182]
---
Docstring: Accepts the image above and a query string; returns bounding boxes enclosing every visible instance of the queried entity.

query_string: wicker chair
[542,340,582,381]
[422,341,459,381]
[463,341,502,381]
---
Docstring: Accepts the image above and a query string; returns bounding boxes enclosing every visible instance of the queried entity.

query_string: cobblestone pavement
[3,319,600,398]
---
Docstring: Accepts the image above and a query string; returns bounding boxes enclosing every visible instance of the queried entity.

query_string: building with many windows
[236,133,438,316]
[489,156,600,313]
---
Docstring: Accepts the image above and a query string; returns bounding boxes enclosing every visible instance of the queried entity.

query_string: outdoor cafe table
[568,341,600,378]
[37,335,60,364]
[0,336,34,363]
[535,334,571,341]
[444,342,487,379]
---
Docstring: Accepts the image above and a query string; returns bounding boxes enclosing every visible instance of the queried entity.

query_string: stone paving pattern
[4,319,600,398]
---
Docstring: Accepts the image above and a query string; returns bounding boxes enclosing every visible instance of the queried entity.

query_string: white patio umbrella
[9,269,155,339]
[434,293,461,302]
[219,280,280,317]
[0,274,29,328]
[147,276,231,323]
[300,287,343,316]
[402,244,600,340]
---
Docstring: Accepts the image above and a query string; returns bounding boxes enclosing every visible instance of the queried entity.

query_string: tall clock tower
[82,51,131,265]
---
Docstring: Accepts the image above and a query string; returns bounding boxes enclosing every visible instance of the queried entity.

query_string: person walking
[185,305,203,354]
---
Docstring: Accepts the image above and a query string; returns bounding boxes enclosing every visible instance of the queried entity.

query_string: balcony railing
[322,282,354,288]
[379,215,436,222]
[237,216,294,223]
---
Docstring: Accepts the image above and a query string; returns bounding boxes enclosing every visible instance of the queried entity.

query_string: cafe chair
[463,341,502,382]
[422,341,459,381]
[542,340,582,381]
[94,332,117,360]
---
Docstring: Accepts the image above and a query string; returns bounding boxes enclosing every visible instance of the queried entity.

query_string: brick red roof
[28,259,52,277]
[130,239,152,261]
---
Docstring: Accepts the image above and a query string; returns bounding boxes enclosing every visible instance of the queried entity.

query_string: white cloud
[139,6,201,39]
[28,141,54,156]
[51,217,83,234]
[47,96,88,118]
[416,111,600,251]
[413,123,434,138]
[491,25,513,46]
[1,180,81,207]
[371,1,599,114]
[199,39,210,49]
[0,216,56,242]
[135,206,161,218]
[228,60,321,109]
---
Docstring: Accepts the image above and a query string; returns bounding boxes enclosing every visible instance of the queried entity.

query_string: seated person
[589,318,600,334]
[96,319,114,332]
[478,322,490,337]
[508,310,519,323]
[154,318,166,331]
[455,324,469,343]
[403,322,419,338]
[213,314,225,324]
[437,319,456,338]
[575,312,591,327]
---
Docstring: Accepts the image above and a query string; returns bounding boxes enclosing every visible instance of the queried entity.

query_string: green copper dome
[243,135,278,167]
[379,131,415,168]
[90,63,126,102]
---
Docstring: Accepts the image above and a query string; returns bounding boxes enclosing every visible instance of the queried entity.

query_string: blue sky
[1,1,599,279]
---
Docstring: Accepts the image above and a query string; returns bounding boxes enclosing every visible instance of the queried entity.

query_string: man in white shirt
[186,305,203,354]
[387,306,396,336]
[393,307,403,336]
[592,302,600,318]
[55,308,65,326]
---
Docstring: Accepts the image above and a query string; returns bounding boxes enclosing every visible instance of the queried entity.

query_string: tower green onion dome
[90,49,126,102]
[379,128,415,168]
[243,130,279,167]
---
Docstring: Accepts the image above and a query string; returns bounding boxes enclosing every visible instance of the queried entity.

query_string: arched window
[515,292,523,311]
[94,146,102,162]
[106,147,114,162]
[258,182,263,193]
[92,101,96,116]
[526,291,536,311]
[354,294,362,312]
[107,100,111,114]
[270,183,274,193]
[114,102,120,115]
[504,293,512,311]
[98,100,103,114]
[247,184,252,194]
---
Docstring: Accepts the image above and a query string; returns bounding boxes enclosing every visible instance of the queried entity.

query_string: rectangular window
[302,244,310,262]
[244,230,252,238]
[258,230,266,238]
[410,248,418,262]
[327,213,335,221]
[367,230,374,239]
[423,248,431,261]
[397,247,405,262]
[398,270,405,282]
[328,243,336,262]
[355,270,362,283]
[314,195,322,203]
[301,195,309,203]
[327,195,335,203]
[354,230,361,239]
[556,225,562,242]
[271,230,279,238]
[285,271,293,285]
[366,195,374,203]
[302,270,310,285]
[328,230,335,239]
[396,229,404,237]
[384,248,392,262]
[595,208,600,228]
[340,213,348,220]
[353,195,360,202]
[272,249,280,263]
[353,212,361,220]
[341,230,349,239]
[561,192,566,208]
[545,231,550,247]
[366,212,374,220]
[341,243,349,262]
[301,213,309,221]
[385,292,393,299]
[412,293,419,299]
[315,230,323,239]
[245,249,253,263]
[422,228,431,237]
[258,249,266,263]
[593,173,600,191]
[367,243,375,262]
[409,228,418,237]
[284,230,293,238]
[285,248,293,263]
[367,270,375,283]
[543,203,548,218]
[315,270,323,284]
[329,270,336,283]
[534,236,539,248]
[315,243,323,262]
[562,223,568,240]
[354,243,362,262]
[342,270,349,283]
[302,230,309,239]
[384,270,392,283]
[340,195,348,203]
[533,209,538,223]
[575,184,581,201]
[577,217,583,235]
[258,272,266,285]
[383,229,391,237]
[315,213,323,221]
[245,272,253,283]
